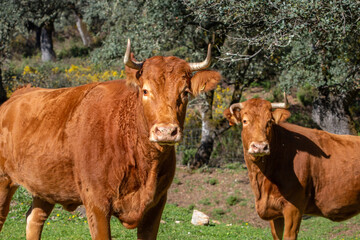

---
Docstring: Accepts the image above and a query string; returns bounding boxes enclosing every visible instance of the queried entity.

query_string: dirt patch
[167,166,269,228]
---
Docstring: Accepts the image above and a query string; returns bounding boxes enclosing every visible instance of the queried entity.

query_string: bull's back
[0,83,100,203]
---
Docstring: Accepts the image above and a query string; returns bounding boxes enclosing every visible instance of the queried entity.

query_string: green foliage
[226,196,241,206]
[207,178,218,186]
[181,148,197,166]
[212,208,226,216]
[187,204,195,211]
[296,84,317,107]
[198,198,211,206]
[58,45,90,59]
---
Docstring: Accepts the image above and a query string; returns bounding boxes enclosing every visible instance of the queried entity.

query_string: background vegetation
[2,0,359,167]
[0,1,360,238]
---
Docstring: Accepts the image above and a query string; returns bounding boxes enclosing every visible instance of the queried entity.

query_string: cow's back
[0,82,102,205]
[278,122,360,220]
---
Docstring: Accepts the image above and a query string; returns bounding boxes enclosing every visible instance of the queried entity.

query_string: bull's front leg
[26,197,54,240]
[282,205,302,240]
[137,193,167,240]
[85,203,111,240]
[269,217,284,240]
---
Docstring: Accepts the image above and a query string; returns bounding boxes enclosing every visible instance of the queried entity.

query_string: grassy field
[1,178,359,240]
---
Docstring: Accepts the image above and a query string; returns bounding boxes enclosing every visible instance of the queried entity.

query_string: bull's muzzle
[149,123,182,145]
[248,141,270,156]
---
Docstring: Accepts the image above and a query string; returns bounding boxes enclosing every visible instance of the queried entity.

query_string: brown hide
[224,98,360,240]
[0,56,221,239]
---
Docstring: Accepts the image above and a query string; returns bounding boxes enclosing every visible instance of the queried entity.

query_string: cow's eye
[182,89,191,98]
[143,89,149,96]
[243,120,247,124]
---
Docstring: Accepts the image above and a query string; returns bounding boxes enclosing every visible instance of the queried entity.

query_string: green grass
[1,188,360,239]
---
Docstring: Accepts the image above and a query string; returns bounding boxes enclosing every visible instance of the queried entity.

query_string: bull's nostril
[171,127,178,137]
[155,127,161,135]
[251,143,258,150]
[263,144,269,151]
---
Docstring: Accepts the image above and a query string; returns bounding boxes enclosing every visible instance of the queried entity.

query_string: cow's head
[124,39,221,145]
[224,95,290,160]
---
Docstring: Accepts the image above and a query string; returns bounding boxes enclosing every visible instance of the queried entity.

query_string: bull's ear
[190,70,221,96]
[223,108,241,126]
[272,109,291,124]
[125,53,141,87]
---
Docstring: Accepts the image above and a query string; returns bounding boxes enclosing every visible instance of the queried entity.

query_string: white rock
[191,209,209,226]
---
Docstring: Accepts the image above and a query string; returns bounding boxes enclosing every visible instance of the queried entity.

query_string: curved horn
[124,39,143,70]
[229,102,244,115]
[188,44,212,71]
[271,92,289,109]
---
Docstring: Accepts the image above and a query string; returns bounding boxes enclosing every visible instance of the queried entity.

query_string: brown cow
[224,97,360,240]
[0,40,221,240]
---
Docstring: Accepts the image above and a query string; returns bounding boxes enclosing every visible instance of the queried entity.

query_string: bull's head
[124,39,221,145]
[224,95,290,160]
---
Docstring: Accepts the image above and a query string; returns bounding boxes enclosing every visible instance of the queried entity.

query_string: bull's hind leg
[0,176,18,231]
[26,196,54,240]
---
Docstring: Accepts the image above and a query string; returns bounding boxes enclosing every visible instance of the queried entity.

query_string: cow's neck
[244,126,283,201]
[110,97,176,227]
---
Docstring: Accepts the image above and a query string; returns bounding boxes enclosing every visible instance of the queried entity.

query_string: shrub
[226,195,240,206]
[212,208,226,216]
[207,178,218,186]
[199,198,211,206]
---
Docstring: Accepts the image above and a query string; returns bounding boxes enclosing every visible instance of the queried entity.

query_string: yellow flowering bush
[6,63,125,96]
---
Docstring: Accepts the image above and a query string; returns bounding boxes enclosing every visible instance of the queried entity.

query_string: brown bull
[224,97,360,240]
[0,40,221,240]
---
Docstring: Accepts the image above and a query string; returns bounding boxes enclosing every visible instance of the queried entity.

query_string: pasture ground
[1,166,359,239]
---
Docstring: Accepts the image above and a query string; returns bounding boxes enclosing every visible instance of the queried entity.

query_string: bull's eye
[143,89,149,96]
[243,120,247,124]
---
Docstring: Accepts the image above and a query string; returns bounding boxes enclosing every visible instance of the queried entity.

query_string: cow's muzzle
[248,141,270,157]
[149,123,182,145]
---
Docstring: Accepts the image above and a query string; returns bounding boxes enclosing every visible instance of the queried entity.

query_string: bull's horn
[189,44,212,71]
[229,102,244,115]
[124,39,144,70]
[271,92,289,109]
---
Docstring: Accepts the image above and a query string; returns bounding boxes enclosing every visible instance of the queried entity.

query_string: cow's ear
[272,109,291,124]
[125,53,142,87]
[223,108,241,126]
[190,70,221,96]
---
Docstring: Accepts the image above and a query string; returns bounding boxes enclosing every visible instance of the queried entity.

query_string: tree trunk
[25,21,41,49]
[0,68,8,104]
[312,87,357,135]
[41,21,56,62]
[189,91,215,169]
[75,14,92,47]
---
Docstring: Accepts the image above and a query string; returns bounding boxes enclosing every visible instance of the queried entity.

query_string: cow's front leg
[26,197,54,240]
[283,205,302,240]
[0,177,18,231]
[269,217,284,240]
[137,193,167,240]
[85,203,111,240]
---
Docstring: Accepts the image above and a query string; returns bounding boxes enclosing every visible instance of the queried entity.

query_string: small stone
[191,209,209,226]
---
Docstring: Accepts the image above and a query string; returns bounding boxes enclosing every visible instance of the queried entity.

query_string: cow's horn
[229,102,243,115]
[189,44,212,71]
[271,92,290,109]
[124,39,144,70]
